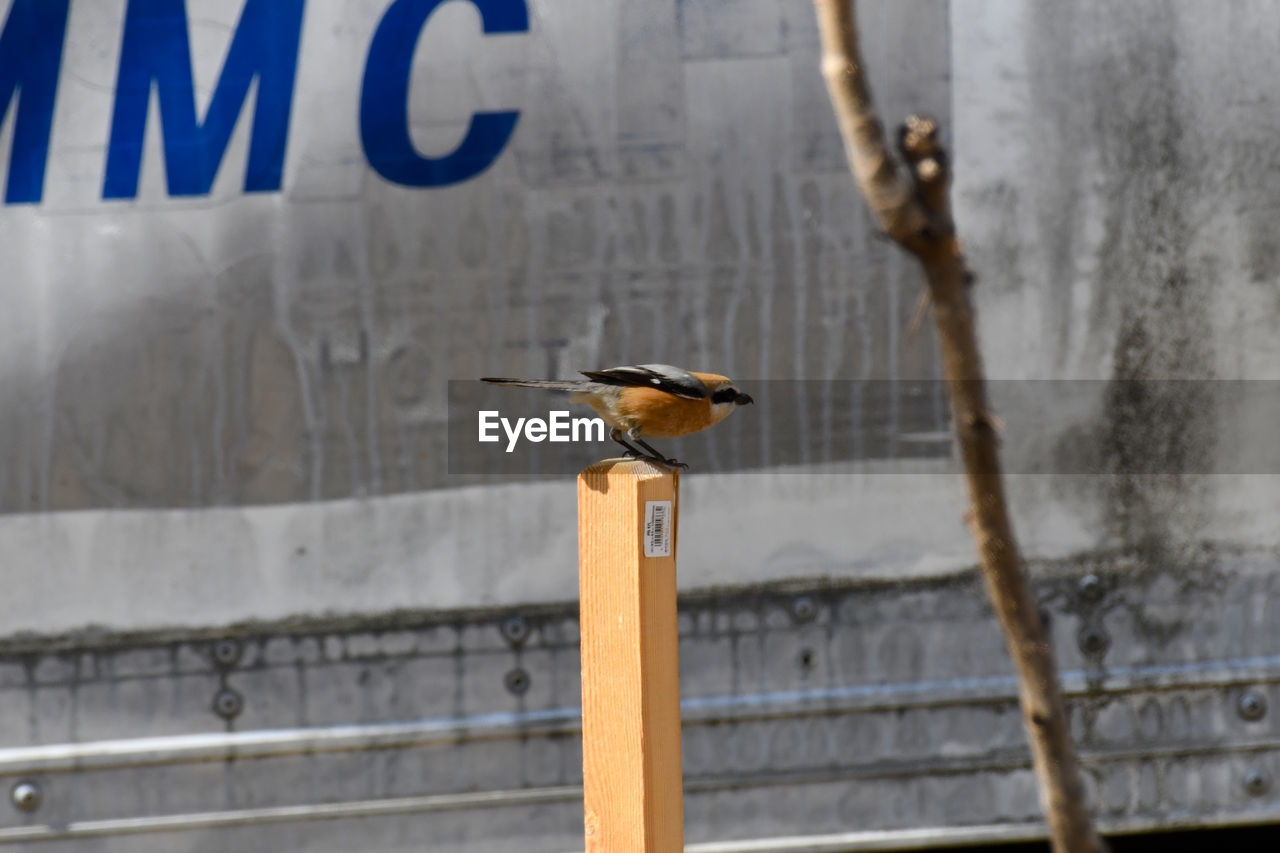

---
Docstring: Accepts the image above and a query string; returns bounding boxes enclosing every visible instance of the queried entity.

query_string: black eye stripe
[711,388,738,403]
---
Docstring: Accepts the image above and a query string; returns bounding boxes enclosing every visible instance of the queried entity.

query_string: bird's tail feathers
[480,377,587,393]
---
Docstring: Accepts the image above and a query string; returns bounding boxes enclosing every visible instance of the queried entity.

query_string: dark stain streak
[1027,1,1217,566]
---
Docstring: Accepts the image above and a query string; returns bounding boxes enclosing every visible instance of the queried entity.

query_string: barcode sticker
[644,500,672,558]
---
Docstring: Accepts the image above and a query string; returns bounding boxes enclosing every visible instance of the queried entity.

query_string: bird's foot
[621,451,686,469]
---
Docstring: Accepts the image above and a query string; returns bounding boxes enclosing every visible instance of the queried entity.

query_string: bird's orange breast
[614,387,716,439]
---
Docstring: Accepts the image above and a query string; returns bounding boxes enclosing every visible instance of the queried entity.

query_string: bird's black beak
[736,393,754,405]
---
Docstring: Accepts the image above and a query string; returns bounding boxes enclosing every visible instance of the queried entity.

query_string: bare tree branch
[813,0,930,245]
[811,3,1107,852]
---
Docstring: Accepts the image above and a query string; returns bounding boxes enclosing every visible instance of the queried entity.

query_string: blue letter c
[360,0,527,188]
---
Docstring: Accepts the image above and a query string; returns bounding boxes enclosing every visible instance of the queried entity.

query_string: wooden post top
[578,456,680,479]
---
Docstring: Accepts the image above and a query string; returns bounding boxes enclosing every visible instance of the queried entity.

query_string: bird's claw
[623,452,687,470]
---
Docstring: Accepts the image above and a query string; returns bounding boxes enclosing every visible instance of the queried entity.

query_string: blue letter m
[103,0,305,199]
[0,0,71,204]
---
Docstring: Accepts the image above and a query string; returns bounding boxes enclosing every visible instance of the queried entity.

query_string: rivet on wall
[212,687,245,720]
[1238,691,1268,722]
[10,780,41,813]
[211,639,243,668]
[1243,769,1271,797]
[504,667,531,696]
[790,596,817,624]
[500,616,531,647]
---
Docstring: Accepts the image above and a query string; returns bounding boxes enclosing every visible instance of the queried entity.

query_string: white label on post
[644,500,672,558]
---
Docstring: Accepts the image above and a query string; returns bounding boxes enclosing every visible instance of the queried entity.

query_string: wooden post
[578,458,684,852]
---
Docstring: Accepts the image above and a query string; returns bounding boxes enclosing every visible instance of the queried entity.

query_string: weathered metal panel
[0,0,964,640]
[0,0,948,513]
[4,557,1280,849]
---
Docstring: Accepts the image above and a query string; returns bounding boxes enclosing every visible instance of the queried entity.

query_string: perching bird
[481,364,753,468]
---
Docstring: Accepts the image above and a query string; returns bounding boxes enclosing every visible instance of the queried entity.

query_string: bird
[481,363,753,469]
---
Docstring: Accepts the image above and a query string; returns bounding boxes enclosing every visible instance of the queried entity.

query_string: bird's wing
[579,364,709,399]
